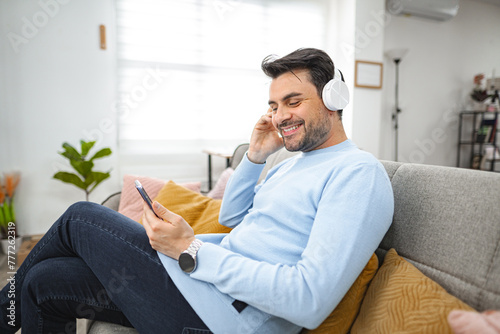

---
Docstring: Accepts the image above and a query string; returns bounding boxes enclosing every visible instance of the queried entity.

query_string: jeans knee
[22,259,79,303]
[67,201,99,214]
[21,262,48,303]
[63,201,104,223]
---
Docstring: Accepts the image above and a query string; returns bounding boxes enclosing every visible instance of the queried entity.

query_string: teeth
[283,125,299,133]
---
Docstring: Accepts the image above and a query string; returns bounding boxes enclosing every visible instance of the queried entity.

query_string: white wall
[350,0,386,156]
[326,0,356,138]
[0,0,118,235]
[380,0,500,165]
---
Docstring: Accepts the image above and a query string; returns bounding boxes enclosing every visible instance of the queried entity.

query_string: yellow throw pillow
[152,181,232,234]
[351,248,475,334]
[302,253,379,334]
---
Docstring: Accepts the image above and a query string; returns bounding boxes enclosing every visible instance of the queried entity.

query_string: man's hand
[247,109,284,164]
[142,201,195,260]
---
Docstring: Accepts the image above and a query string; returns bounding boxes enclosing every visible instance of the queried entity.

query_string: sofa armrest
[101,192,121,211]
[230,143,249,169]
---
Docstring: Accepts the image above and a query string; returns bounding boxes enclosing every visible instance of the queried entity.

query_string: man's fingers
[142,202,168,231]
[152,201,169,220]
[141,203,153,235]
[153,201,186,226]
[261,109,273,122]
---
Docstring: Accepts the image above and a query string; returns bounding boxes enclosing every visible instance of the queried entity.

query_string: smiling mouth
[280,123,302,136]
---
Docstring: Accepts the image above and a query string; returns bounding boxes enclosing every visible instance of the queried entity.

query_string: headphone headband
[334,68,343,81]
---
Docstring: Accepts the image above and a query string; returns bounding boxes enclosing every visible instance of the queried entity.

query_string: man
[0,48,393,333]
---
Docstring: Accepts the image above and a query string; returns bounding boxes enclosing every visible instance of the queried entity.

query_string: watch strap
[184,239,204,257]
[179,239,203,273]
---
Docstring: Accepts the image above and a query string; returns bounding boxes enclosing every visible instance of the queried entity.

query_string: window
[116,0,328,179]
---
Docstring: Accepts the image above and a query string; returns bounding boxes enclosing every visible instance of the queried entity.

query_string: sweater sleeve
[191,162,394,329]
[218,153,266,228]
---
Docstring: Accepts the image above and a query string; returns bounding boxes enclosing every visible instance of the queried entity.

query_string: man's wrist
[246,150,267,164]
[178,239,204,274]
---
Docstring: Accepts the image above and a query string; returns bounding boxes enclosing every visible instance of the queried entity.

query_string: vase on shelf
[1,234,23,255]
[470,100,486,112]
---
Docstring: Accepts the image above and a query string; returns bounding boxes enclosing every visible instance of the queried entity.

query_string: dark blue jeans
[0,201,211,334]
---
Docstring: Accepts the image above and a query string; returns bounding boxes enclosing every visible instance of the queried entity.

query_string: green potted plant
[53,140,112,201]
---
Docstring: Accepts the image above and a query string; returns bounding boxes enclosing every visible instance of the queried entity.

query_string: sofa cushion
[118,174,201,222]
[351,248,475,334]
[379,160,403,181]
[378,162,500,312]
[152,181,232,234]
[206,167,234,199]
[87,321,137,334]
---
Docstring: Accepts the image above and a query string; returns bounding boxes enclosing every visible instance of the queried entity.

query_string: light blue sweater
[158,140,394,334]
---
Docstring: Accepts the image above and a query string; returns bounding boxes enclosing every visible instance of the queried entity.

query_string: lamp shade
[385,48,409,61]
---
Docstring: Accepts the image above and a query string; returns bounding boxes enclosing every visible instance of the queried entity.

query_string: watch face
[179,252,195,273]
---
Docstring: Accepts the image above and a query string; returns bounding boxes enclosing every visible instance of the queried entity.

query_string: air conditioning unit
[387,0,459,21]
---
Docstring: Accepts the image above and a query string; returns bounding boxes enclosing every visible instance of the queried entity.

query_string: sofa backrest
[379,160,500,312]
[230,143,297,183]
[235,147,500,312]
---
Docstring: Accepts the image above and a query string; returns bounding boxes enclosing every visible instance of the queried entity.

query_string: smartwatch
[178,239,204,273]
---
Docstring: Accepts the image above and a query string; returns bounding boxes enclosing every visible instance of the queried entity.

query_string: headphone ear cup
[322,77,349,111]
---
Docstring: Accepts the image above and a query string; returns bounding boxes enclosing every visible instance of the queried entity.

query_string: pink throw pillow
[448,310,500,334]
[118,174,201,222]
[207,168,234,199]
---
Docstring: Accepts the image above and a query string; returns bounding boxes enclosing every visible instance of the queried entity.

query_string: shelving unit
[457,111,499,172]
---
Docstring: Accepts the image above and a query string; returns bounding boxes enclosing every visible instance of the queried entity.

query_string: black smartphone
[135,180,162,219]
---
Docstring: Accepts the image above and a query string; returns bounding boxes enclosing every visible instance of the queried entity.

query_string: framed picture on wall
[355,60,383,89]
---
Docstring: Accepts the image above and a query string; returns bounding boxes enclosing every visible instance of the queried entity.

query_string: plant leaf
[9,199,15,223]
[80,140,95,158]
[83,172,95,188]
[88,171,111,193]
[61,142,82,161]
[70,160,94,178]
[89,148,112,161]
[0,205,6,227]
[53,172,87,190]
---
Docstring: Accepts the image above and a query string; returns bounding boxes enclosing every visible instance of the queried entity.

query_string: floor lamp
[386,48,408,162]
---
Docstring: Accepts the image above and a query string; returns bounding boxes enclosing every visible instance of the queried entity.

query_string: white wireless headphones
[322,68,350,111]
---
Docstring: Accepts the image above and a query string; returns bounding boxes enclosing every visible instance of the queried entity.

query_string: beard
[280,111,332,152]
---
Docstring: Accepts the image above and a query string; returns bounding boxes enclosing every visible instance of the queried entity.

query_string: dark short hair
[261,48,343,116]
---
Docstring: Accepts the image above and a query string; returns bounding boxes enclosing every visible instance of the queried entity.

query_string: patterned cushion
[351,249,474,333]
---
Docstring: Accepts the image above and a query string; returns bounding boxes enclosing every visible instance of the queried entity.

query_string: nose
[273,105,292,126]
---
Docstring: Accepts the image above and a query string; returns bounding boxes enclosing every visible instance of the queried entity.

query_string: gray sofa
[87,145,500,333]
